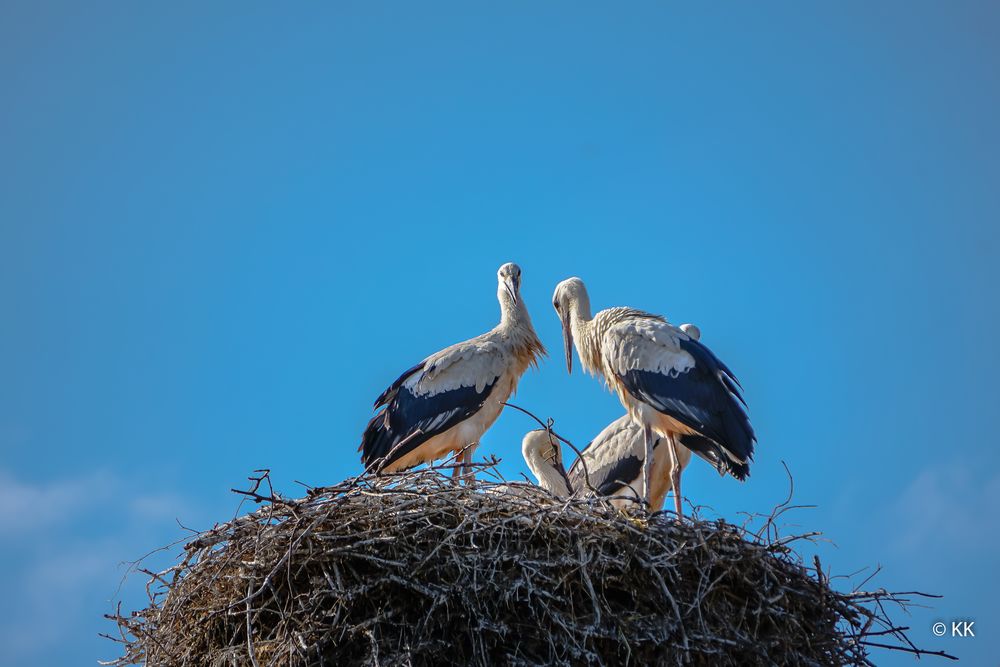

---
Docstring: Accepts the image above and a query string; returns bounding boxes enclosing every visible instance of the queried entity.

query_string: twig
[501,401,597,495]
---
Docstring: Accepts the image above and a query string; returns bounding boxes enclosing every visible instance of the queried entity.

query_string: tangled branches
[103,462,954,666]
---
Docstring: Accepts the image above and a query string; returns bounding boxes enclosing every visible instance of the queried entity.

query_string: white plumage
[360,263,545,478]
[569,323,701,511]
[520,429,573,497]
[552,277,755,518]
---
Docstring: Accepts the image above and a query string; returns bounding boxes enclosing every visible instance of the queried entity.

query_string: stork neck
[568,293,593,347]
[569,309,601,376]
[529,456,573,497]
[569,307,591,337]
[499,293,530,329]
[495,287,546,368]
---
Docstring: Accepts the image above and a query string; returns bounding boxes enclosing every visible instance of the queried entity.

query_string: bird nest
[103,462,950,666]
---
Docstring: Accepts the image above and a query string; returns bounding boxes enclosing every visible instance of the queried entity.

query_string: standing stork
[568,325,700,511]
[552,278,754,517]
[360,263,545,479]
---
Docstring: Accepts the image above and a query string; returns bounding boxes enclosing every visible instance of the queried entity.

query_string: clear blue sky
[2,2,997,664]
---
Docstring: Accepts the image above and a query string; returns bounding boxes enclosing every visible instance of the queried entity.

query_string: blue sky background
[2,2,998,664]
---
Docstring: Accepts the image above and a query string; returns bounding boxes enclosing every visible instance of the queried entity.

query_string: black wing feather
[619,338,755,476]
[373,362,426,409]
[360,377,497,469]
[679,434,751,481]
[569,438,661,497]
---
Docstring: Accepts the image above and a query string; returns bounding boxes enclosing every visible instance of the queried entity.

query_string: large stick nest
[104,462,949,666]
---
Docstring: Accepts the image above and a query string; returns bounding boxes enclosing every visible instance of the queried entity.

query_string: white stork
[520,429,573,497]
[567,323,702,511]
[360,263,545,479]
[570,415,672,508]
[552,278,754,517]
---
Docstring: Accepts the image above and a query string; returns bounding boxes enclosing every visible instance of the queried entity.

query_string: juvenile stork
[360,263,545,479]
[520,429,573,497]
[552,278,754,517]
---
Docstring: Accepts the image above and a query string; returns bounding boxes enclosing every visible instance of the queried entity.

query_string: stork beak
[560,310,573,374]
[503,276,518,305]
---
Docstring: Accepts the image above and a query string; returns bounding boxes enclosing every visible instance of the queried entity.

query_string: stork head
[521,429,569,495]
[522,429,562,467]
[552,277,589,374]
[679,322,701,341]
[497,262,522,307]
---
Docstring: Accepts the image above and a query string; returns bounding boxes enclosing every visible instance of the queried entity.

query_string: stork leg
[668,435,683,521]
[641,423,654,508]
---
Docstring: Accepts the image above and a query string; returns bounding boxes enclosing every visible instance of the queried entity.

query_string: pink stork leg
[667,434,683,520]
[641,423,655,508]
